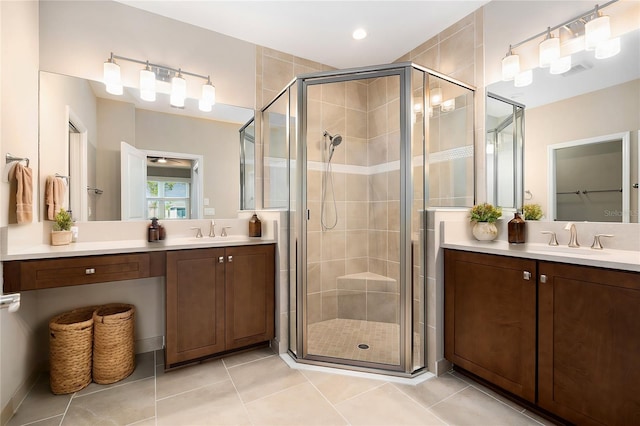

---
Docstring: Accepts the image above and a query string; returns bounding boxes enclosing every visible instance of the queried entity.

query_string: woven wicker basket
[49,306,96,394]
[92,303,135,384]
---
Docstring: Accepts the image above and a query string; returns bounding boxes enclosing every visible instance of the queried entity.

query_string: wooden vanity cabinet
[445,249,640,425]
[538,262,640,426]
[165,248,226,366]
[444,249,537,402]
[165,244,275,368]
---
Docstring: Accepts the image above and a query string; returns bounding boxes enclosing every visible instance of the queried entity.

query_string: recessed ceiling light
[352,28,367,40]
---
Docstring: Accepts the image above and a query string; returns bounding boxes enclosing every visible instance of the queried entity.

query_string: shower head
[323,130,343,147]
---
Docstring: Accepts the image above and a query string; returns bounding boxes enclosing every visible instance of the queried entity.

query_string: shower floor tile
[307,318,401,365]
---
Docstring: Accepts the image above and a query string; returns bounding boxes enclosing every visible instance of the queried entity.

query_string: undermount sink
[526,244,608,256]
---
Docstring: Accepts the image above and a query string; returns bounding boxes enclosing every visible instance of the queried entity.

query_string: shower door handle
[307,209,310,220]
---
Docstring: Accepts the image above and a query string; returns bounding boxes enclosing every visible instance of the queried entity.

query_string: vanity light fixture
[501,45,520,81]
[430,87,443,106]
[139,62,156,102]
[103,53,123,95]
[539,28,560,68]
[102,52,216,112]
[585,4,611,50]
[170,70,187,108]
[501,0,620,87]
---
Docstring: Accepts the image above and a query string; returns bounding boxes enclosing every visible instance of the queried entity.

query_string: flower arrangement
[469,203,502,223]
[53,208,72,231]
[522,203,543,221]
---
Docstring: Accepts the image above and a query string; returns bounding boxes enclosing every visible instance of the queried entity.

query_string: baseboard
[1,361,45,426]
[135,336,164,354]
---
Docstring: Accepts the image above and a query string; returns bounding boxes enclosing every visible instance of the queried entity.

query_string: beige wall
[0,1,41,419]
[525,79,640,222]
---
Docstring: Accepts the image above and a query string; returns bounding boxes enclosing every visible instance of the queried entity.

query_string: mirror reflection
[39,71,254,221]
[486,28,639,222]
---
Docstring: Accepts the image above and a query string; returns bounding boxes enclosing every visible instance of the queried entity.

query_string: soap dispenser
[508,211,526,244]
[249,213,262,237]
[148,218,160,242]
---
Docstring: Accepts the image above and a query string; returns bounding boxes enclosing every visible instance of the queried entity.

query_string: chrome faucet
[564,222,579,247]
[591,233,613,250]
[221,226,231,237]
[540,231,559,246]
[190,227,203,238]
[209,220,216,237]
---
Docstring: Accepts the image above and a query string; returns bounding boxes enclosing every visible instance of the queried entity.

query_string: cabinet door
[225,244,275,350]
[166,248,226,367]
[538,262,640,425]
[444,249,537,402]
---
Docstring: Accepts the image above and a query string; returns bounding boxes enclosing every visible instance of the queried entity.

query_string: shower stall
[261,62,475,376]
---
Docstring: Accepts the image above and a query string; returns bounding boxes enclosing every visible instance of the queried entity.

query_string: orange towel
[45,176,66,220]
[8,163,33,224]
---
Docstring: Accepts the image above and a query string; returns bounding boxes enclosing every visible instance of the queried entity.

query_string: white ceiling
[116,0,490,69]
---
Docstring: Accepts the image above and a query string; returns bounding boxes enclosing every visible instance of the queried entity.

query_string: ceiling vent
[562,62,593,77]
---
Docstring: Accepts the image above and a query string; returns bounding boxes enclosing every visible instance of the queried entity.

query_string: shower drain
[357,343,370,350]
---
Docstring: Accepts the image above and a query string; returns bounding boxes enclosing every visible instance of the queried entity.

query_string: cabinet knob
[85,268,95,275]
[523,271,531,280]
[228,255,233,263]
[218,256,224,263]
[540,274,548,283]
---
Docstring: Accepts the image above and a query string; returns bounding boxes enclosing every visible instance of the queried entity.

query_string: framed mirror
[39,71,254,222]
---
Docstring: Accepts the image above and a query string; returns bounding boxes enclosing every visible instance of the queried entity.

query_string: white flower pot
[51,230,72,246]
[472,222,498,241]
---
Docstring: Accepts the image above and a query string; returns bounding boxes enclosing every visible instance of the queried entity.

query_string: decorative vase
[472,222,498,241]
[51,230,73,246]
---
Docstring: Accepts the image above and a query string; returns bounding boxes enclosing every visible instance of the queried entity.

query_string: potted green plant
[522,203,543,221]
[469,203,502,241]
[51,208,73,246]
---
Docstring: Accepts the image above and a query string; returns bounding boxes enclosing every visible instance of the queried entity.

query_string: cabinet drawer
[3,252,165,292]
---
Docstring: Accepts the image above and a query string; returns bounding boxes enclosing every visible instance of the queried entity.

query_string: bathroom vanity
[443,242,640,425]
[2,238,276,370]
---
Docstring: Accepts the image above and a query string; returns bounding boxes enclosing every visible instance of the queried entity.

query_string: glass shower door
[302,71,404,369]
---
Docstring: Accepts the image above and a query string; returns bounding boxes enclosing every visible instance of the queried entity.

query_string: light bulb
[103,55,122,95]
[170,72,186,108]
[199,98,212,112]
[501,48,520,81]
[140,65,156,102]
[539,31,560,68]
[585,12,610,51]
[549,55,572,75]
[430,87,443,106]
[514,69,533,87]
[595,37,620,59]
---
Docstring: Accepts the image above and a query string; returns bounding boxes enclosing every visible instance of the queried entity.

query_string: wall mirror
[39,71,254,222]
[239,118,256,210]
[486,26,639,223]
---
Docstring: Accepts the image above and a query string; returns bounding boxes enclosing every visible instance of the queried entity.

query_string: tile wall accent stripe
[429,145,474,164]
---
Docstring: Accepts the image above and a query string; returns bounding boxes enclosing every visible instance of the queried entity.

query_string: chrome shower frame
[263,61,475,377]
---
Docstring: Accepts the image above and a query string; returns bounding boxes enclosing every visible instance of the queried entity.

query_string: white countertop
[442,236,640,273]
[2,236,276,261]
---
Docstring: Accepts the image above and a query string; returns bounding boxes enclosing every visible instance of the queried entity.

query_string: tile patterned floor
[307,319,400,365]
[7,347,556,426]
